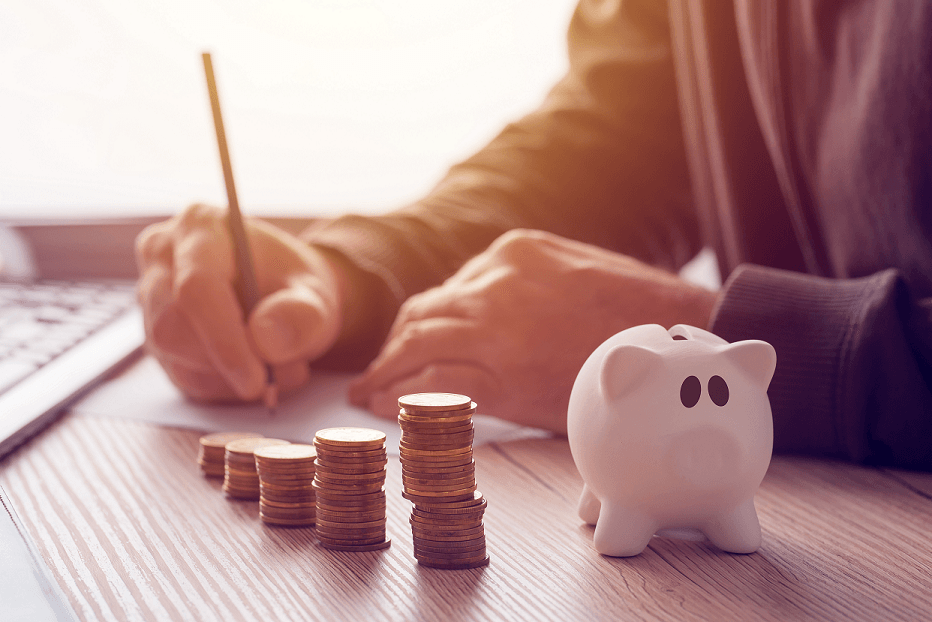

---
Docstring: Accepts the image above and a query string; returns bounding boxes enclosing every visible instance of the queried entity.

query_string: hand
[349,229,719,434]
[135,204,344,402]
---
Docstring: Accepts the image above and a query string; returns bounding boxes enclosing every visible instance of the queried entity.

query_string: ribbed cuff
[710,264,898,461]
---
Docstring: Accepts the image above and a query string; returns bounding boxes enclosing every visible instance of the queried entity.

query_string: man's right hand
[135,204,344,403]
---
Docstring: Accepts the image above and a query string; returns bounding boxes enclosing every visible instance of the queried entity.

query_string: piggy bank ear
[600,345,662,401]
[722,340,777,388]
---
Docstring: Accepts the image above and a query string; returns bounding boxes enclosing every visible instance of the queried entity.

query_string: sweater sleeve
[302,0,700,368]
[711,264,932,471]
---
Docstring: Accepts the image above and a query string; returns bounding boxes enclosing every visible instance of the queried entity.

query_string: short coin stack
[312,428,391,552]
[398,393,489,569]
[255,444,318,527]
[198,432,263,477]
[223,437,290,500]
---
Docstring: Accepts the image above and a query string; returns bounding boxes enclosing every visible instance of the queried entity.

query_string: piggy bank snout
[666,426,742,487]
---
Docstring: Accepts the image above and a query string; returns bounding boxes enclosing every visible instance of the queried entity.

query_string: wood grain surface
[1,414,930,622]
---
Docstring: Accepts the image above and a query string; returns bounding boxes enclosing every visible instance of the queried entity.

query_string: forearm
[711,264,932,470]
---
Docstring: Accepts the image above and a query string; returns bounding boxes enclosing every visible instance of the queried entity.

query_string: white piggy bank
[567,324,776,557]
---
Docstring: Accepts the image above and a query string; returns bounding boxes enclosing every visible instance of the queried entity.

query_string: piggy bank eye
[708,375,729,406]
[680,376,701,408]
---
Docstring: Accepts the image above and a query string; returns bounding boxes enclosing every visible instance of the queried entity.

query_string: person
[137,0,932,470]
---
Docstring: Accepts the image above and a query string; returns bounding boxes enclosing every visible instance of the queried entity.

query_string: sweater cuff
[709,264,898,461]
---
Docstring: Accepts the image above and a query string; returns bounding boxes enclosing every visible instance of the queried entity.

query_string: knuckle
[173,269,216,312]
[489,229,550,264]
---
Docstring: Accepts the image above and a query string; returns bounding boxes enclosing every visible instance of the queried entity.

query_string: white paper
[73,357,550,454]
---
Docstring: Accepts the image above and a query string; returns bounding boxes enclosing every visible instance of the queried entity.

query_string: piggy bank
[567,324,776,557]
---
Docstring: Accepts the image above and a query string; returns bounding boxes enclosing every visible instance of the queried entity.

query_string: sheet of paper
[73,357,550,454]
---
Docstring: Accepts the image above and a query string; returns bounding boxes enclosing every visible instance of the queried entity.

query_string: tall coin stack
[223,438,290,500]
[312,428,391,552]
[255,444,318,527]
[198,432,263,477]
[398,393,489,569]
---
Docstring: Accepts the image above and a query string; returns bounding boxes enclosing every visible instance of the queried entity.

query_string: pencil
[202,52,277,414]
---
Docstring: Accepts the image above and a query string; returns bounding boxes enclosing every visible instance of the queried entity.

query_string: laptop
[0,219,154,461]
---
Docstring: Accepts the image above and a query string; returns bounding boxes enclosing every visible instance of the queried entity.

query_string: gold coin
[314,427,386,447]
[200,431,264,449]
[398,393,473,412]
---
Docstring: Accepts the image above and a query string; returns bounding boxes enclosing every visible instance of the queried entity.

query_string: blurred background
[0,0,578,219]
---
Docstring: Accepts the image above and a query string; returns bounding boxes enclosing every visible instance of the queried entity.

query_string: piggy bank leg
[701,498,762,554]
[593,503,657,557]
[577,484,601,525]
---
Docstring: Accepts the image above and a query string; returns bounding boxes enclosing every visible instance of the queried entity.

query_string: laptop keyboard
[0,281,139,395]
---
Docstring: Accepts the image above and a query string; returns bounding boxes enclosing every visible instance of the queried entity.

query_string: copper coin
[413,536,486,551]
[316,529,387,541]
[416,555,490,570]
[411,525,486,540]
[200,432,264,449]
[401,461,475,474]
[257,474,316,487]
[402,491,477,505]
[414,491,485,508]
[398,393,472,412]
[315,474,385,486]
[260,498,316,509]
[316,517,386,530]
[316,508,385,522]
[401,473,476,490]
[259,506,316,519]
[409,516,483,530]
[260,514,315,527]
[403,483,477,496]
[399,453,474,466]
[260,492,316,504]
[226,437,289,456]
[399,419,474,432]
[314,428,386,447]
[314,446,388,459]
[254,443,316,462]
[314,459,388,473]
[318,536,388,548]
[318,539,392,552]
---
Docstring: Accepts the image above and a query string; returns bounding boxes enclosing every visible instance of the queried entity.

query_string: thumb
[248,281,341,365]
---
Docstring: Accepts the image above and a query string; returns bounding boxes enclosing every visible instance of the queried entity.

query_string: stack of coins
[312,428,391,552]
[223,437,290,499]
[398,393,489,569]
[255,444,317,527]
[197,432,263,477]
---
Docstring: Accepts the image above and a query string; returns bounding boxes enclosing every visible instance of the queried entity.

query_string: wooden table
[1,413,930,622]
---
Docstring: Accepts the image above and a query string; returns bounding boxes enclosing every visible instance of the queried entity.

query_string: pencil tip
[264,384,278,416]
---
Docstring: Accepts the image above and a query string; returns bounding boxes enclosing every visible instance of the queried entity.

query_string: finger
[354,362,500,421]
[349,316,481,402]
[174,268,266,401]
[135,220,175,269]
[248,276,341,365]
